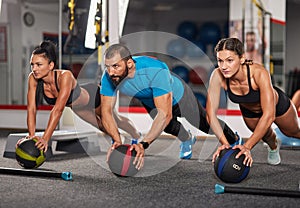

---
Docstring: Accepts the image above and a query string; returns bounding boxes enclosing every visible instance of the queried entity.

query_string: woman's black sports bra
[40,70,81,106]
[226,64,260,104]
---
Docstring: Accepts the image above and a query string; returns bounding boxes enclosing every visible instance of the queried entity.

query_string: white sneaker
[267,139,281,165]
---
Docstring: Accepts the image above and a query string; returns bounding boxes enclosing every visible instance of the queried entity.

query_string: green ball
[15,138,46,169]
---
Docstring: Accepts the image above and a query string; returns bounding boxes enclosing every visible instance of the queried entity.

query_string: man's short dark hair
[104,44,133,62]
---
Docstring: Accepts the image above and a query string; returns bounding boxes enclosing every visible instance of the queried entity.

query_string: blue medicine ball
[199,22,221,45]
[186,40,206,58]
[177,21,198,41]
[166,39,186,58]
[214,148,250,183]
[172,65,189,83]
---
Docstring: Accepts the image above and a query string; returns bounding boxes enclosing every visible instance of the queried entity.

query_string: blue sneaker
[230,132,244,147]
[179,133,196,159]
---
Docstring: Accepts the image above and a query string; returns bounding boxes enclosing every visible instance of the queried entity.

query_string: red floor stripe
[1,105,299,117]
[119,106,242,115]
[0,105,52,110]
[119,106,300,117]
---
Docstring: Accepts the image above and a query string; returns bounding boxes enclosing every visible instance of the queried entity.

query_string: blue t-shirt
[100,56,184,108]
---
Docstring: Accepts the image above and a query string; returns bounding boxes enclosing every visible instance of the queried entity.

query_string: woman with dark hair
[18,40,140,152]
[207,38,300,167]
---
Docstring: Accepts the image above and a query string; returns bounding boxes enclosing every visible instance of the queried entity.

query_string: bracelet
[139,141,149,150]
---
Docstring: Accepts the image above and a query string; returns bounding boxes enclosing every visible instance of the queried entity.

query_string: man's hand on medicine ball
[131,144,144,170]
[106,141,122,162]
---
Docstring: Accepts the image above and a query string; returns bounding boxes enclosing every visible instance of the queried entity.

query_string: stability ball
[194,92,206,108]
[189,66,208,85]
[166,39,186,58]
[223,22,229,38]
[83,61,99,79]
[186,40,206,58]
[177,21,198,41]
[274,128,300,148]
[199,22,221,45]
[172,65,190,83]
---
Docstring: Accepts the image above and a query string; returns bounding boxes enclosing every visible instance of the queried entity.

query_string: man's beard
[110,67,129,86]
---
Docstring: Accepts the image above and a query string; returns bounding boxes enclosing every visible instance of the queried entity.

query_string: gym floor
[0,130,300,208]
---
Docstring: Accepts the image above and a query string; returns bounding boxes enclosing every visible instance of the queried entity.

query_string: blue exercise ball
[84,61,99,79]
[177,21,198,41]
[172,65,189,83]
[199,22,221,45]
[166,39,186,58]
[186,40,206,58]
[194,92,206,108]
[274,128,300,147]
[223,22,229,38]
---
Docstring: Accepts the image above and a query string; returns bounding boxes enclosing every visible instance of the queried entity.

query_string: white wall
[7,2,22,104]
[0,0,69,105]
[0,0,8,22]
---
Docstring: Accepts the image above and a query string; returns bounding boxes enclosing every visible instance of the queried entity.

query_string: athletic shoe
[267,139,281,165]
[230,132,244,147]
[179,132,196,159]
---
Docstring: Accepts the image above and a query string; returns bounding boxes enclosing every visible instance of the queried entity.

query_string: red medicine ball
[108,144,139,177]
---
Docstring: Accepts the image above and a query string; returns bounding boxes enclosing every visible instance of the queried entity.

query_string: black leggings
[142,81,236,143]
[80,83,101,108]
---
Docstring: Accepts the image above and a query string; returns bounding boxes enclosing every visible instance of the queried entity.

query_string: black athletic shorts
[240,86,291,118]
[80,83,101,108]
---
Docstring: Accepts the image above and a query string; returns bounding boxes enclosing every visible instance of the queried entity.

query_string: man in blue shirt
[100,44,238,169]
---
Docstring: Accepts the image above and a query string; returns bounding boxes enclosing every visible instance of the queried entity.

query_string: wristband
[139,141,149,150]
[131,138,138,144]
[132,132,143,144]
